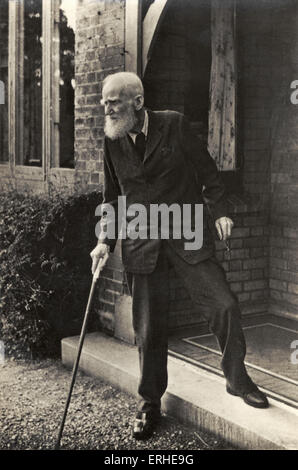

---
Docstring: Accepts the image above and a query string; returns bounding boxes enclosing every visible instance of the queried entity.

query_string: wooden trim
[142,0,169,76]
[42,0,52,183]
[8,0,14,173]
[208,0,237,171]
[51,0,60,169]
[18,0,24,166]
[125,0,142,75]
[233,0,239,171]
[8,0,21,172]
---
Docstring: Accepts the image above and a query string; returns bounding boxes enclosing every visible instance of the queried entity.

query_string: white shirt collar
[128,110,148,144]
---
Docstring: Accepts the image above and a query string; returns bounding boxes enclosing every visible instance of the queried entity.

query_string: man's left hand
[215,217,234,241]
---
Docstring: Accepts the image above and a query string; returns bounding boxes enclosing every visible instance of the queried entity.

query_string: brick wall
[266,1,298,320]
[237,0,298,321]
[237,0,273,205]
[75,0,125,191]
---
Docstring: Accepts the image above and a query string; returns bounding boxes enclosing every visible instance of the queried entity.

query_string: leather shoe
[132,410,161,440]
[227,385,269,408]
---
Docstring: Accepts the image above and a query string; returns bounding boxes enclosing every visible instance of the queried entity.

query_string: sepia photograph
[0,0,297,456]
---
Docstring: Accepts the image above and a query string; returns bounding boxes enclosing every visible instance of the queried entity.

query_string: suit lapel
[118,133,139,166]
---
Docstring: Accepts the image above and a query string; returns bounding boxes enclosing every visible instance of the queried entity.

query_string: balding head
[101,72,145,140]
[102,72,144,100]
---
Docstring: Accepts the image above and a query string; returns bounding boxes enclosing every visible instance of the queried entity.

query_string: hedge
[0,189,102,359]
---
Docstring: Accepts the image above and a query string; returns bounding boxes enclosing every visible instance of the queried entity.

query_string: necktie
[135,132,146,160]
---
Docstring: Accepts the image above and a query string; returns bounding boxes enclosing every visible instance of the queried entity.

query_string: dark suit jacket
[98,109,227,273]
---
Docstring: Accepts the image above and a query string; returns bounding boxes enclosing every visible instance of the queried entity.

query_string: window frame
[0,0,9,164]
[5,0,75,186]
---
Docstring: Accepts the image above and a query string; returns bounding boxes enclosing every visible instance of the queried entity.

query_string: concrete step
[61,332,298,450]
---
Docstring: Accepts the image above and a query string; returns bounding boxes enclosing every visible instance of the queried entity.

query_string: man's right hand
[90,243,110,275]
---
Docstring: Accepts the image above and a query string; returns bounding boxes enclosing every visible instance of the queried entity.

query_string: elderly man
[91,71,268,440]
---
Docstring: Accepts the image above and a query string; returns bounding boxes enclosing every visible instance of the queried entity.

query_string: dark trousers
[126,241,256,413]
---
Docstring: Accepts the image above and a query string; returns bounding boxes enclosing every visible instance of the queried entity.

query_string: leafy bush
[0,189,102,358]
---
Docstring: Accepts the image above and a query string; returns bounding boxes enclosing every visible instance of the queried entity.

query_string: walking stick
[55,253,109,450]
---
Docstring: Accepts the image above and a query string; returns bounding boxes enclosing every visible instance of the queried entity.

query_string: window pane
[23,0,42,166]
[59,0,75,168]
[0,0,9,163]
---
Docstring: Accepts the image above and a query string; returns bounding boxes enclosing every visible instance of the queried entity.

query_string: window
[52,0,75,168]
[0,0,9,163]
[22,0,43,166]
[5,0,75,171]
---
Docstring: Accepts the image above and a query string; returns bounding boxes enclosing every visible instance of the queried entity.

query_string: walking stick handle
[93,252,109,281]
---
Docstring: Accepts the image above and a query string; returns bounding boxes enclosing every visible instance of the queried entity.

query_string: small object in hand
[225,240,230,252]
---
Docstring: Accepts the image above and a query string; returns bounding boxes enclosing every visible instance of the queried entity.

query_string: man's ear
[134,94,144,111]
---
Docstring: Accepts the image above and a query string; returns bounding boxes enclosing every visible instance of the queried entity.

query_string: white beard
[104,107,138,140]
